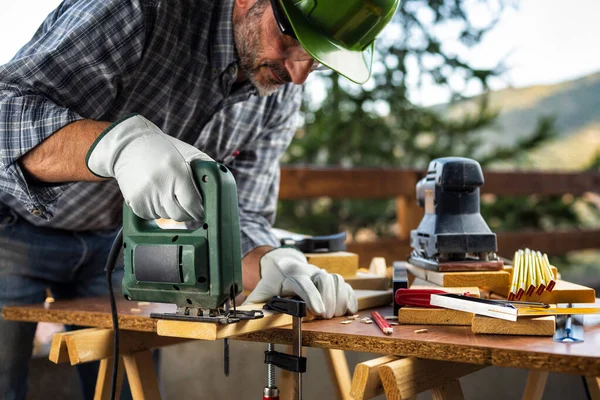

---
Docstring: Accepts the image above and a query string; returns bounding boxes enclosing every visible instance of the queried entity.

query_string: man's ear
[234,0,258,15]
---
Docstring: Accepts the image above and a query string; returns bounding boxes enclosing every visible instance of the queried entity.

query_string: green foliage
[276,0,586,243]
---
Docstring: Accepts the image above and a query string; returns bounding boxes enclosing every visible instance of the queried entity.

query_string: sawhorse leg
[95,358,126,400]
[377,357,485,400]
[122,351,161,400]
[323,349,352,400]
[522,371,548,400]
[585,376,600,400]
[50,328,187,400]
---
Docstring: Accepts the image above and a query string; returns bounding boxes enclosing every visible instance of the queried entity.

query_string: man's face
[234,0,317,96]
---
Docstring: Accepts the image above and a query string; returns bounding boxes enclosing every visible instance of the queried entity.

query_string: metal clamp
[263,296,307,400]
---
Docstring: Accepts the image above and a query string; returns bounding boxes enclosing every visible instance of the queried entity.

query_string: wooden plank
[323,349,352,400]
[345,273,390,291]
[350,355,400,400]
[94,358,125,400]
[398,308,474,326]
[122,351,161,400]
[472,315,556,336]
[279,167,419,199]
[305,252,358,277]
[491,276,596,304]
[279,167,600,199]
[377,357,484,399]
[49,328,104,364]
[522,371,548,400]
[158,291,391,340]
[398,286,479,326]
[405,263,510,289]
[523,280,596,304]
[156,305,291,340]
[355,290,393,310]
[431,380,465,400]
[2,297,170,332]
[408,286,481,297]
[482,170,600,197]
[64,328,188,365]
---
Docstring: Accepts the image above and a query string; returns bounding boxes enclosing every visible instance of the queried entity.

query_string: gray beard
[233,5,282,96]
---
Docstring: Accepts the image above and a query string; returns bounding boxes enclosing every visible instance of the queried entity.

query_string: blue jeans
[0,206,133,400]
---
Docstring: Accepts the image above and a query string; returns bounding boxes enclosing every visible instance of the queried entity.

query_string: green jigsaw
[121,159,263,324]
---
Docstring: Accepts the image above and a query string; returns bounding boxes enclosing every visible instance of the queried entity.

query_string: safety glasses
[269,0,297,39]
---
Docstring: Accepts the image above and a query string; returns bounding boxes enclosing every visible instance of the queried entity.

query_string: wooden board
[511,280,595,304]
[4,296,600,376]
[157,290,392,340]
[398,308,474,326]
[397,285,479,326]
[156,304,293,340]
[236,305,600,376]
[355,290,393,310]
[305,251,358,277]
[472,315,556,336]
[406,263,510,290]
[346,273,390,291]
[62,328,188,364]
[407,285,481,297]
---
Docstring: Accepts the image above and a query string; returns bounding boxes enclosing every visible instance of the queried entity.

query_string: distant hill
[440,72,600,170]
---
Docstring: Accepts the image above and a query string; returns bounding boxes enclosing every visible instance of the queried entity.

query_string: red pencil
[371,311,393,335]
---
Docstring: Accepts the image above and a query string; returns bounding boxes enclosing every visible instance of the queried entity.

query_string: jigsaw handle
[122,159,243,309]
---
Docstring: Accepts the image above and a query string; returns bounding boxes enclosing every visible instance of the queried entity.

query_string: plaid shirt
[0,0,302,255]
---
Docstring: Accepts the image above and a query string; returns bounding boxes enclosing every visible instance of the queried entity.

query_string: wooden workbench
[4,297,600,376]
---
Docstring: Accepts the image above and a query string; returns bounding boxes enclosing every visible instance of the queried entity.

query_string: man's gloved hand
[86,114,212,221]
[244,247,358,319]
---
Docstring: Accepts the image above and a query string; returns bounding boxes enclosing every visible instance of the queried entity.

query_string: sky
[1,0,600,106]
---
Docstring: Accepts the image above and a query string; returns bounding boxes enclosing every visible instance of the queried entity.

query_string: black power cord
[105,227,123,400]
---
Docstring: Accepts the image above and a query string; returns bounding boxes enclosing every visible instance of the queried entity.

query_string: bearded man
[0,0,398,398]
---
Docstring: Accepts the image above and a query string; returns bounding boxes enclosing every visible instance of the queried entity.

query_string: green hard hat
[278,0,400,84]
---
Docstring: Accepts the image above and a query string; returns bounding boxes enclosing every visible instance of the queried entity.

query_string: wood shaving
[384,315,397,320]
[361,319,373,324]
[389,322,399,326]
[413,328,428,334]
[348,314,360,320]
[340,320,353,325]
[137,302,150,306]
[130,308,142,313]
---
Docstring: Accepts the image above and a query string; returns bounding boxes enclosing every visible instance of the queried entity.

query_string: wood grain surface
[405,263,510,289]
[471,315,556,336]
[305,252,359,277]
[350,355,400,400]
[236,306,600,376]
[398,308,474,326]
[345,273,390,291]
[4,298,600,375]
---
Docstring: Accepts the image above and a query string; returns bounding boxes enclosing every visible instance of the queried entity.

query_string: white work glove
[86,114,212,221]
[244,247,358,319]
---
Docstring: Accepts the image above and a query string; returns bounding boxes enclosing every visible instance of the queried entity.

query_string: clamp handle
[264,296,306,318]
[264,350,306,373]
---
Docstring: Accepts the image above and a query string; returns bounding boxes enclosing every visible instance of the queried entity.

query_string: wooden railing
[279,166,600,268]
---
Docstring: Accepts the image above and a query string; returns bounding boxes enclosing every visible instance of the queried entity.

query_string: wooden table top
[3,297,600,376]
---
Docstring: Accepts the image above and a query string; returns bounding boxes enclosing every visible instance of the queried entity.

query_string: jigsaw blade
[224,338,230,377]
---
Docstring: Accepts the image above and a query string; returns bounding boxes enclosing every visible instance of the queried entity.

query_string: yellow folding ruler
[518,307,600,317]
